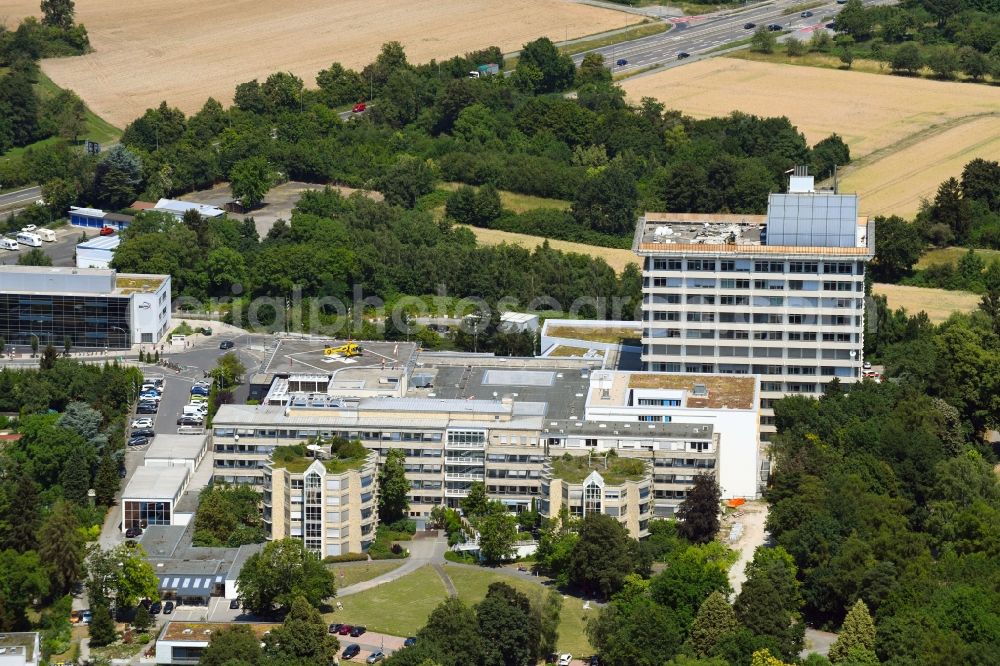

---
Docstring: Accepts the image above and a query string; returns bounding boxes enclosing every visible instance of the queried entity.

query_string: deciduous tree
[200,624,263,666]
[676,473,721,544]
[263,595,340,664]
[236,538,335,615]
[568,512,634,599]
[229,156,273,208]
[378,448,410,524]
[40,0,76,30]
[476,503,517,565]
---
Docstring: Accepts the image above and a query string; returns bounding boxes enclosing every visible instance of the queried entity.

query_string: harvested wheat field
[839,116,1000,218]
[873,283,980,323]
[460,226,638,274]
[621,58,1000,217]
[11,0,626,127]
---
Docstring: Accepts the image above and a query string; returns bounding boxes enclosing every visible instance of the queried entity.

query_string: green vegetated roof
[550,454,647,485]
[271,444,366,474]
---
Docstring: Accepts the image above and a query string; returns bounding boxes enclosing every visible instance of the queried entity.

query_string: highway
[0,186,42,213]
[571,0,866,75]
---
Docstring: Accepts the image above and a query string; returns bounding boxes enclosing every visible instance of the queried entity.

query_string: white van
[183,402,208,414]
[37,229,56,242]
[0,238,18,251]
[16,232,42,247]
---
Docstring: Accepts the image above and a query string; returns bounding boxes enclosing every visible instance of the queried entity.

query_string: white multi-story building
[212,354,761,536]
[633,172,874,440]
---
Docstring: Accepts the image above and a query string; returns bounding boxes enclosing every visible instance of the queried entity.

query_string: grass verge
[708,36,755,53]
[782,0,824,14]
[916,247,1000,269]
[460,225,638,274]
[325,565,447,636]
[436,182,570,213]
[34,70,122,145]
[560,22,668,57]
[331,561,406,589]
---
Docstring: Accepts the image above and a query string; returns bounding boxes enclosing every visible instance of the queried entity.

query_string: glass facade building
[0,293,132,348]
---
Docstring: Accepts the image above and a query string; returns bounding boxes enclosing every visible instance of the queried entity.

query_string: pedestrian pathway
[337,534,448,597]
[432,563,457,597]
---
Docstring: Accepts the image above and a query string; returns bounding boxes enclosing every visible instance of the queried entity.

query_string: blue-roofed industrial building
[68,206,133,231]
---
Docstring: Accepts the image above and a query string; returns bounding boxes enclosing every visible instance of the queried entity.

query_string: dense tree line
[0,359,142,657]
[110,191,642,329]
[833,0,1000,79]
[101,39,842,238]
[769,296,1000,663]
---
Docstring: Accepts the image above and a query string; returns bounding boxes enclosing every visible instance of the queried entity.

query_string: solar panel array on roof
[765,193,858,247]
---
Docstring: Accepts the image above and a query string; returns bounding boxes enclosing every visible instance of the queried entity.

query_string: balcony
[445,456,484,464]
[445,488,470,497]
[445,472,485,481]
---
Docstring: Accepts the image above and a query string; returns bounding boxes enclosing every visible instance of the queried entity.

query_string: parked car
[127,435,150,447]
[163,601,174,614]
[404,637,417,647]
[119,466,127,478]
[677,51,690,59]
[367,650,385,664]
[352,102,367,113]
[189,395,207,404]
[862,360,872,369]
[768,23,783,31]
[338,624,354,635]
[132,428,155,438]
[615,58,627,66]
[99,226,115,236]
[80,610,92,625]
[545,654,558,664]
[329,623,343,634]
[350,625,367,637]
[219,340,235,350]
[136,406,157,415]
[190,387,210,397]
[177,416,203,426]
[558,654,573,666]
[589,656,600,666]
[22,225,37,232]
[131,418,153,429]
[743,22,756,29]
[229,599,240,610]
[139,599,151,610]
[149,601,162,615]
[342,644,361,659]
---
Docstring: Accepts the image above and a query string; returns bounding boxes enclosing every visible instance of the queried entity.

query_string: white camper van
[37,229,56,242]
[0,238,19,251]
[15,232,42,247]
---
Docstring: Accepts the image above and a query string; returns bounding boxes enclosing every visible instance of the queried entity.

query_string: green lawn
[446,565,595,656]
[326,565,447,636]
[916,247,1000,269]
[331,561,406,589]
[437,182,570,213]
[0,71,121,161]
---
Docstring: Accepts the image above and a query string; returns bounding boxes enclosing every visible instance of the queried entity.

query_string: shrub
[324,552,369,563]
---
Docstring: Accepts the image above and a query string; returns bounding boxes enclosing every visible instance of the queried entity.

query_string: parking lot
[0,224,85,267]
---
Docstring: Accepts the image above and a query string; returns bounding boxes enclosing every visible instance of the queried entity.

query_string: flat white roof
[123,466,188,501]
[145,434,208,461]
[501,312,537,324]
[77,235,121,251]
[154,199,225,217]
[70,206,106,217]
